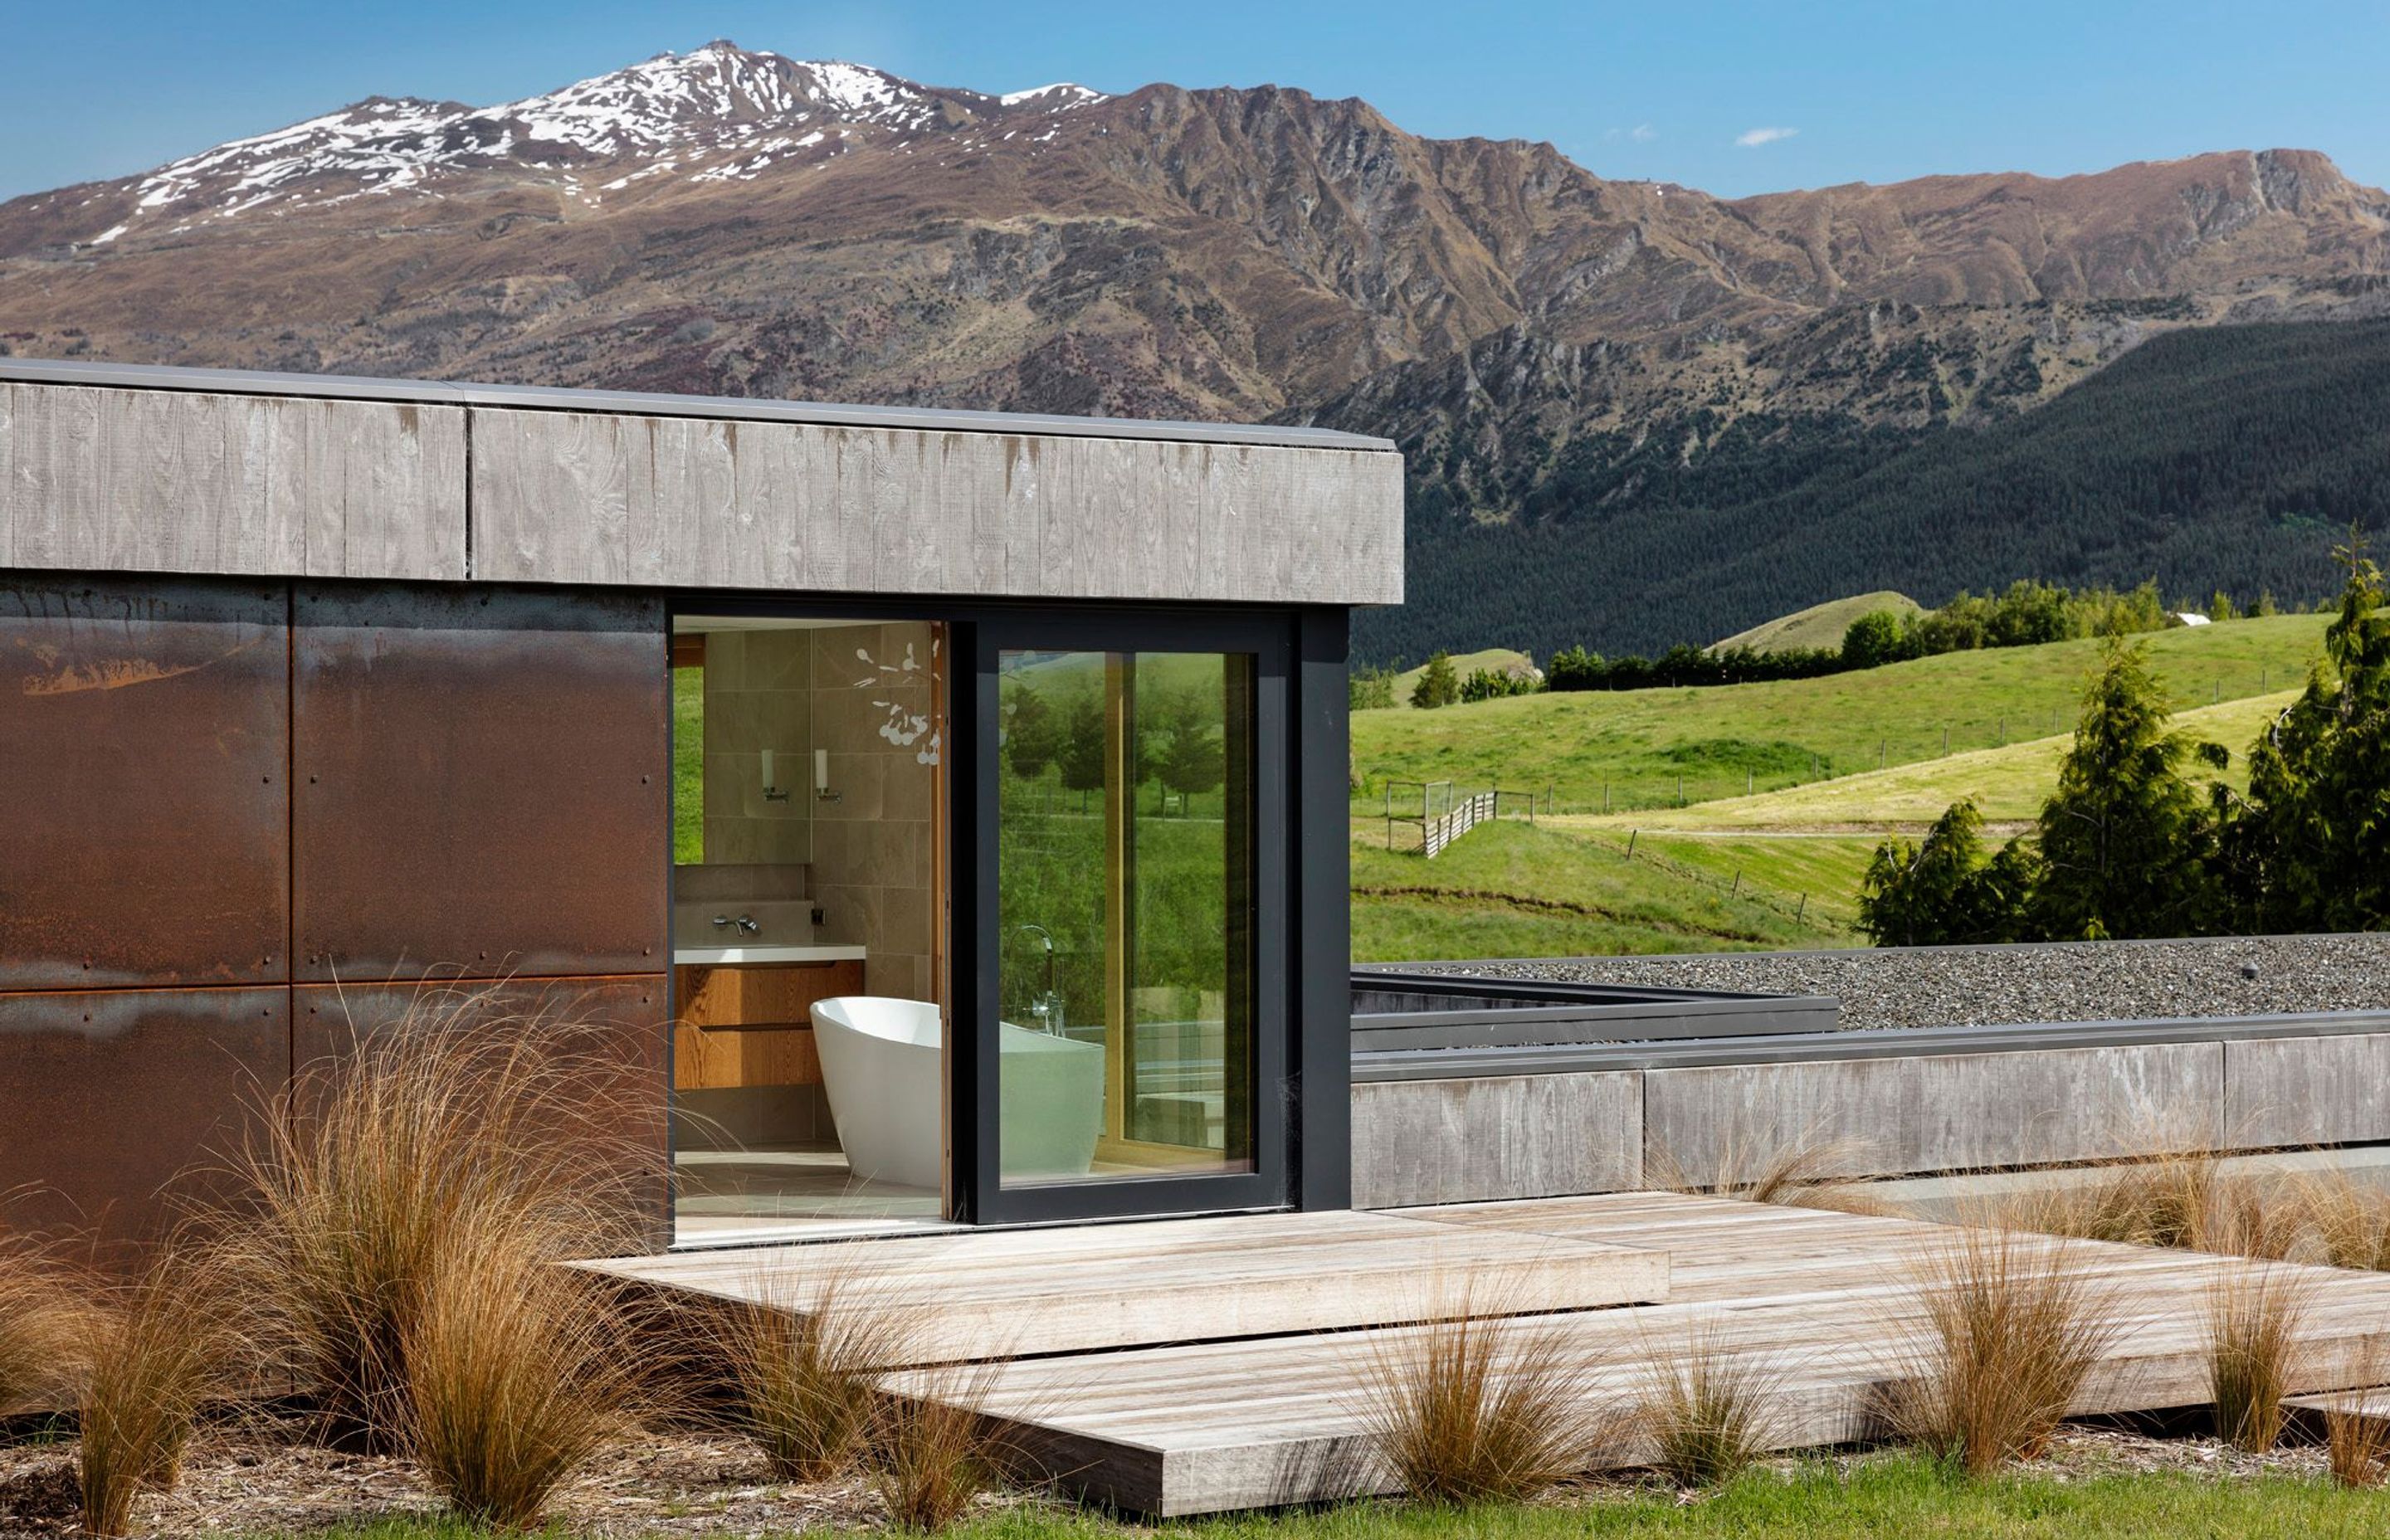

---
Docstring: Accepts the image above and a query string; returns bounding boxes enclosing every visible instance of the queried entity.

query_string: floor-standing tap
[1012,924,1065,1035]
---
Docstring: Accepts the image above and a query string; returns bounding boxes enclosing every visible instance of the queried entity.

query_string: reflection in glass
[996,650,1255,1184]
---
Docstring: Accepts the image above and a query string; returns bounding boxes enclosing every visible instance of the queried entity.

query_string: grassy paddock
[235,1453,2390,1538]
[1352,615,2329,812]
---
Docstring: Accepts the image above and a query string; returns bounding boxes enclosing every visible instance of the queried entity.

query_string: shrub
[1887,1229,2125,1474]
[1841,609,1917,670]
[1354,1279,1607,1503]
[219,989,647,1451]
[2206,1265,2310,1453]
[1410,651,1461,709]
[1634,1320,1778,1488]
[77,1247,234,1538]
[401,1224,636,1530]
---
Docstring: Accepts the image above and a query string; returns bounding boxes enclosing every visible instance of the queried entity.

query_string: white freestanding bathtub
[808,997,1105,1188]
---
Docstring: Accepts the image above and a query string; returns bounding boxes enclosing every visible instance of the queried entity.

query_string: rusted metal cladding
[291,584,667,983]
[0,987,286,1247]
[291,977,671,1251]
[0,577,289,990]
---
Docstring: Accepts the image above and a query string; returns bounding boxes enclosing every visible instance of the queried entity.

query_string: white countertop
[671,943,869,966]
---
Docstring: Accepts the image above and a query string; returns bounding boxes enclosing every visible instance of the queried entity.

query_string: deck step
[581,1207,1669,1363]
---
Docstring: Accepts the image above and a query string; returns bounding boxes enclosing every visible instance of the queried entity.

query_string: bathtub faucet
[1012,924,1065,1036]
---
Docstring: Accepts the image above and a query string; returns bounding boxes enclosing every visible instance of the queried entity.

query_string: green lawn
[1352,817,1849,960]
[1352,616,2329,814]
[245,1454,2390,1538]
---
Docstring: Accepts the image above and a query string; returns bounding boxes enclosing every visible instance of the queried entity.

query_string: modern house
[0,358,1402,1251]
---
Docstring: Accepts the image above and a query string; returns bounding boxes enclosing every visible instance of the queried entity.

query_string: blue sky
[2,1,2386,202]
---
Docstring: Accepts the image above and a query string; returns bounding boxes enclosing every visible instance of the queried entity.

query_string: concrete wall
[1352,1026,2390,1210]
[0,373,1402,606]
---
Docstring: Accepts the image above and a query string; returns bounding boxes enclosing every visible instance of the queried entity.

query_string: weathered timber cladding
[290,584,669,982]
[1349,1073,1641,1207]
[0,383,466,579]
[1643,1042,2228,1187]
[0,577,289,989]
[0,987,287,1244]
[466,407,1406,604]
[293,977,671,1253]
[2227,1033,2390,1148]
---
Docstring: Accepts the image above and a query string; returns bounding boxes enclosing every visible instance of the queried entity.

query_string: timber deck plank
[582,1206,1670,1363]
[893,1194,2390,1517]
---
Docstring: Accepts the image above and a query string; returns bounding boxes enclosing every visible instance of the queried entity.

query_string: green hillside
[1351,614,2329,813]
[1387,647,1532,705]
[1713,591,1920,653]
[1359,318,2390,661]
[1351,818,1847,961]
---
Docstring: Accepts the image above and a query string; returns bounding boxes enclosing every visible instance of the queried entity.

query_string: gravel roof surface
[1416,933,2390,1031]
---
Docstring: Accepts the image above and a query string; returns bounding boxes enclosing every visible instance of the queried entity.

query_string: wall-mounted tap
[712,913,761,937]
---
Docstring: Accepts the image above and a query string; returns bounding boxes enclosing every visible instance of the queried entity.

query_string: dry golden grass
[693,1267,913,1483]
[2205,1265,2312,1453]
[1649,1128,1877,1212]
[217,987,647,1451]
[1353,1274,1611,1505]
[76,1245,237,1538]
[398,1221,637,1531]
[1633,1318,1781,1489]
[2319,1377,2390,1489]
[0,1235,93,1417]
[865,1361,1017,1534]
[1886,1227,2127,1475]
[2300,1172,2390,1272]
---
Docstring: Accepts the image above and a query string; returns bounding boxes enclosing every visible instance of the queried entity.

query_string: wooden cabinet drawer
[671,958,862,1089]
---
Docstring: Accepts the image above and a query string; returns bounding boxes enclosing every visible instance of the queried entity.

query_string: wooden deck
[874,1194,2390,1517]
[584,1207,1671,1364]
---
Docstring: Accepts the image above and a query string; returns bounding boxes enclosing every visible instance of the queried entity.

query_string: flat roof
[0,357,1396,454]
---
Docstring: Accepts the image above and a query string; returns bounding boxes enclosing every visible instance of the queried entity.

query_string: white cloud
[1735,125,1799,148]
[1602,123,1660,144]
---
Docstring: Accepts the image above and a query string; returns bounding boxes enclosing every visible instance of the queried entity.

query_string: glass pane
[996,649,1255,1186]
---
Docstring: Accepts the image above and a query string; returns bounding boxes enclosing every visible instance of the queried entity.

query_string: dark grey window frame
[664,591,1350,1230]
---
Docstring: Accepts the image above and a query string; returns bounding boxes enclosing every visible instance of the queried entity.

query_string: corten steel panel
[0,987,287,1246]
[0,577,289,990]
[291,977,671,1252]
[292,584,667,982]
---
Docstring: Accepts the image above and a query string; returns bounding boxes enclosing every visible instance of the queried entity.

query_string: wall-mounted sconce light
[761,748,790,803]
[814,747,841,802]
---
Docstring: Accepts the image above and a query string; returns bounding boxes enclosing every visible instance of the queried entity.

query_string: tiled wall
[808,622,942,1004]
[700,629,815,866]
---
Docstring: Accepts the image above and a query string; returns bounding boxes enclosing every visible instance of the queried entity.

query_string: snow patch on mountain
[107,41,1101,231]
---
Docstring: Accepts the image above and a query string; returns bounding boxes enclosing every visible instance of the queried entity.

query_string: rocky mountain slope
[3,41,2386,651]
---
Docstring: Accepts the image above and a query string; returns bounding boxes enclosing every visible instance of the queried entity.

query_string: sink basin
[673,942,867,966]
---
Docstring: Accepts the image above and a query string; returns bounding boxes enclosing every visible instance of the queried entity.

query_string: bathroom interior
[670,615,1256,1242]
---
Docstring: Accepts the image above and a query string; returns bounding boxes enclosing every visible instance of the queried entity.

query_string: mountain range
[4,41,2387,656]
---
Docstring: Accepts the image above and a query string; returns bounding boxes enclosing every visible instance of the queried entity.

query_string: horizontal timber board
[468,406,1403,602]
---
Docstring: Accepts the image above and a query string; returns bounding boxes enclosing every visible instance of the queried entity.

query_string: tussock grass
[1354,1275,1611,1505]
[866,1362,1016,1533]
[217,987,647,1451]
[399,1222,637,1531]
[2300,1172,2390,1272]
[76,1245,235,1538]
[1650,1129,1881,1214]
[2205,1265,2311,1453]
[0,1236,92,1418]
[1886,1228,2126,1474]
[1634,1320,1779,1489]
[2320,1395,2390,1488]
[694,1266,912,1483]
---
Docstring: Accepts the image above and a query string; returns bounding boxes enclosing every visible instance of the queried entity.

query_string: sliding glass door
[961,616,1286,1222]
